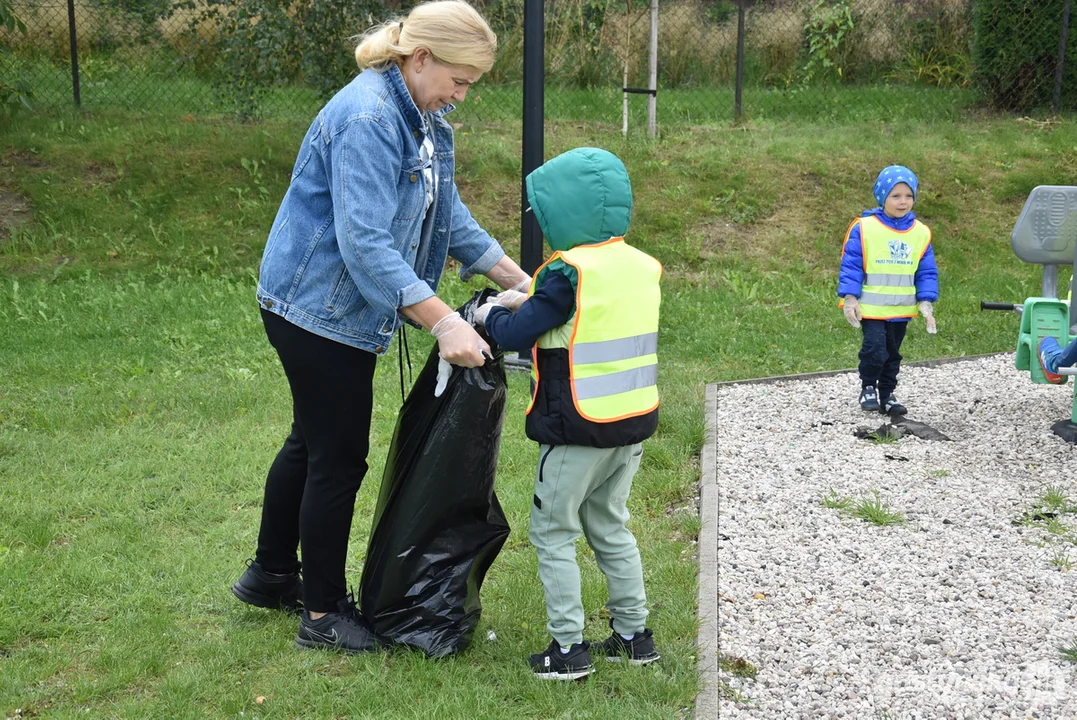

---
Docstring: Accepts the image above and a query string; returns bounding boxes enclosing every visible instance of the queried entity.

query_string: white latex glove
[510,276,532,293]
[492,289,527,312]
[843,295,862,329]
[918,301,937,334]
[429,313,490,368]
[473,299,497,327]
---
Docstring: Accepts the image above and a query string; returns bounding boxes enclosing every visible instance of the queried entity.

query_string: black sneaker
[597,627,660,666]
[859,385,880,411]
[295,595,379,654]
[529,639,594,680]
[231,558,303,614]
[881,394,907,416]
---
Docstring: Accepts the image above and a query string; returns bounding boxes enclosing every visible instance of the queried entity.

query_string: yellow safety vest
[858,215,931,320]
[527,238,662,422]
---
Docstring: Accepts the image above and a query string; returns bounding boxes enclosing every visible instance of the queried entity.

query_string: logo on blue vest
[888,239,911,261]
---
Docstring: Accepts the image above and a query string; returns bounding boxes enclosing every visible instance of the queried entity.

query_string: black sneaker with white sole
[597,627,660,665]
[881,394,907,416]
[295,595,379,654]
[231,558,303,614]
[859,385,880,411]
[529,639,594,680]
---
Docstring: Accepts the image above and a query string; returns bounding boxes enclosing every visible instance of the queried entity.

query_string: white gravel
[717,353,1077,719]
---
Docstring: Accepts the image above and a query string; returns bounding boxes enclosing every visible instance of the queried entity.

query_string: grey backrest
[1011,186,1077,266]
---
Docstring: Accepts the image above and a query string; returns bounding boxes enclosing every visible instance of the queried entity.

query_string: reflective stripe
[864,273,914,287]
[574,363,658,401]
[573,332,658,365]
[861,291,915,306]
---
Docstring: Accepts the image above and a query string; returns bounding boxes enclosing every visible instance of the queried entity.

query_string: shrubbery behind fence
[1,1,1075,125]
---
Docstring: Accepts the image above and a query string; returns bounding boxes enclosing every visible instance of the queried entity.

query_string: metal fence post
[647,0,658,137]
[1055,0,1073,114]
[521,0,544,275]
[735,0,746,122]
[66,0,81,106]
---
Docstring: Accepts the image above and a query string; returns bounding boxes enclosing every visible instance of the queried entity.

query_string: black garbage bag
[359,290,511,657]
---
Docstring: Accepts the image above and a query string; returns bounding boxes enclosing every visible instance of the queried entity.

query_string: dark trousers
[858,319,908,399]
[255,309,377,612]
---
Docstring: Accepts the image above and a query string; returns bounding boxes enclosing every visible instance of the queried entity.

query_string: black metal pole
[521,0,544,275]
[734,0,746,121]
[67,0,81,106]
[1055,0,1073,114]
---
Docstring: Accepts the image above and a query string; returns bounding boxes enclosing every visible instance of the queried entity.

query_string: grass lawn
[0,105,1074,718]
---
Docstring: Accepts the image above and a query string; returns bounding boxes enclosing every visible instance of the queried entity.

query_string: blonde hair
[355,1,497,73]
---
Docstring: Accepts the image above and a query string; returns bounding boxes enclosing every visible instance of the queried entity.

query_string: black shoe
[529,639,594,680]
[859,385,880,411]
[295,595,379,654]
[597,627,660,666]
[231,558,303,614]
[881,394,907,416]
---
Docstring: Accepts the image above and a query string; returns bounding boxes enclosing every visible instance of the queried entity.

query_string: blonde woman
[232,0,529,654]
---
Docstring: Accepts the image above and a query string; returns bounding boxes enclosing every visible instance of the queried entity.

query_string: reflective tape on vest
[572,332,658,365]
[863,273,915,287]
[860,291,915,306]
[573,363,659,401]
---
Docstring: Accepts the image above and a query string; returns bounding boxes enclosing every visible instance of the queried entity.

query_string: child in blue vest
[474,147,661,680]
[838,166,940,414]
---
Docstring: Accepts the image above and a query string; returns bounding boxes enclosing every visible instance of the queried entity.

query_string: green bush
[802,0,855,83]
[0,0,33,114]
[972,0,1077,110]
[92,0,172,29]
[174,0,388,119]
[705,0,738,26]
[888,0,972,89]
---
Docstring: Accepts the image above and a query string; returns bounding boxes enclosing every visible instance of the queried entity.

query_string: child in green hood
[476,147,663,680]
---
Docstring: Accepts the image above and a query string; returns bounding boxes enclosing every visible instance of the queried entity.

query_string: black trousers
[255,309,377,612]
[858,318,908,399]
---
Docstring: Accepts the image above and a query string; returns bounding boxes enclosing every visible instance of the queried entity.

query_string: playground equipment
[981,186,1077,440]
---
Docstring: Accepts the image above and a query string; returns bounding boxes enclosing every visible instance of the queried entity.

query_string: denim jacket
[256,63,505,355]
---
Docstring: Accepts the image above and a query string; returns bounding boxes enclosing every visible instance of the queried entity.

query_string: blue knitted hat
[873,165,918,207]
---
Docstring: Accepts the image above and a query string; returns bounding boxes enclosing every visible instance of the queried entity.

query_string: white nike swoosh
[306,627,339,643]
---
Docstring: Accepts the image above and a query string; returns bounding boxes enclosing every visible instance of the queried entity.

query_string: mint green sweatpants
[529,442,649,647]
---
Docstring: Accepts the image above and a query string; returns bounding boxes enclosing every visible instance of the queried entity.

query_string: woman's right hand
[430,313,490,367]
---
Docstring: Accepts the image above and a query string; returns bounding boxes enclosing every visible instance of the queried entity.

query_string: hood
[525,147,632,252]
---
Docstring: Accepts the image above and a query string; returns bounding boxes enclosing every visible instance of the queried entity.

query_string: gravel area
[717,353,1077,719]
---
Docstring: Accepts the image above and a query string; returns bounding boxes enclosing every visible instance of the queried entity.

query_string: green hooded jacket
[525,147,633,289]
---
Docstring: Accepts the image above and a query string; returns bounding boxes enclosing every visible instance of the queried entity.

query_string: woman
[230,0,530,654]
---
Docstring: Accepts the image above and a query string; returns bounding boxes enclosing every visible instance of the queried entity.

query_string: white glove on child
[492,289,527,312]
[843,295,862,329]
[474,300,497,327]
[918,301,937,334]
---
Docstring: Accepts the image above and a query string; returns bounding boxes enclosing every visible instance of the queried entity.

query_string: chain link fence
[1,1,1075,125]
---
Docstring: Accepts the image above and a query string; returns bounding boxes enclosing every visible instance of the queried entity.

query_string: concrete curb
[693,383,718,719]
[696,351,1007,715]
